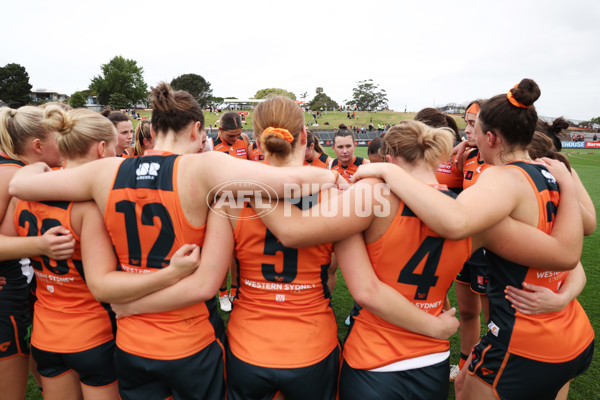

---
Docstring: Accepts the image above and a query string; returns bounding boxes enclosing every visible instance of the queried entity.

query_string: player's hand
[451,140,471,160]
[505,283,566,314]
[336,174,350,190]
[536,157,573,188]
[41,226,75,260]
[350,163,393,183]
[168,244,200,277]
[433,307,459,340]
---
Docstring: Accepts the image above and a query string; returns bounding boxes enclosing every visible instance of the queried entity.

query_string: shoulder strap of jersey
[401,187,456,217]
[318,153,329,163]
[465,148,479,161]
[353,156,364,166]
[507,161,558,193]
[0,156,25,167]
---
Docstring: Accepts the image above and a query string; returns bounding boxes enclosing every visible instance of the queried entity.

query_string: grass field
[25,148,599,399]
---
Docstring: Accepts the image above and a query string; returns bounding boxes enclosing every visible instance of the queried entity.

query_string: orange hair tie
[507,84,529,108]
[263,127,294,143]
[465,103,480,115]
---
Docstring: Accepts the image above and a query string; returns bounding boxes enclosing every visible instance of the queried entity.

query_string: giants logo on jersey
[465,170,474,180]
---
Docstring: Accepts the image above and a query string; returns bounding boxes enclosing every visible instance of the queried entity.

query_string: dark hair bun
[152,82,176,114]
[511,78,541,107]
[550,117,569,136]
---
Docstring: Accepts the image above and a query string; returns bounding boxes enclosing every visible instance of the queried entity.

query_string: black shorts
[338,358,449,400]
[115,339,226,400]
[0,313,31,359]
[32,340,117,387]
[468,336,594,400]
[227,345,340,400]
[455,248,489,294]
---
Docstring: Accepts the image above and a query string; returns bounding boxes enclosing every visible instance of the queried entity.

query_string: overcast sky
[2,0,599,121]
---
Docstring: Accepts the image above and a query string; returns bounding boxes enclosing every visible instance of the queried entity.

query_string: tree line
[0,56,390,112]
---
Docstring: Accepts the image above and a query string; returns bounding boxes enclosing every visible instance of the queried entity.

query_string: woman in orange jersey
[213,111,250,159]
[0,105,76,400]
[350,79,593,400]
[328,127,369,180]
[101,109,134,157]
[254,118,583,399]
[219,97,340,399]
[13,106,199,400]
[8,84,343,400]
[304,129,332,167]
[13,106,122,399]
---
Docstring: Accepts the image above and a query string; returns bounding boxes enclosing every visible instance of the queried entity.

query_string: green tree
[253,88,296,100]
[346,79,388,111]
[90,56,147,106]
[108,93,129,109]
[0,63,32,108]
[309,92,339,111]
[69,91,87,108]
[170,73,213,108]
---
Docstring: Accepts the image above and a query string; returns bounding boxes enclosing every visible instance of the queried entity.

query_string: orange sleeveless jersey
[213,135,248,159]
[461,148,490,189]
[484,161,594,362]
[14,200,114,352]
[329,155,367,181]
[0,154,34,316]
[227,203,338,368]
[249,141,268,164]
[435,154,463,192]
[304,152,332,168]
[104,151,219,360]
[343,187,472,370]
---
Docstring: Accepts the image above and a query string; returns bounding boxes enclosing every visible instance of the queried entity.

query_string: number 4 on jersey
[397,236,444,300]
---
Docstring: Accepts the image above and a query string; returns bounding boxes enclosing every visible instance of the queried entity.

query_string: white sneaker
[449,364,460,382]
[219,295,232,312]
[345,315,351,326]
